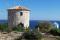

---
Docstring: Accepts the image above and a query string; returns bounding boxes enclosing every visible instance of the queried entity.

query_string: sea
[0,20,60,29]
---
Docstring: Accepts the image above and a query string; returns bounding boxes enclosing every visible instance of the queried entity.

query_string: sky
[0,0,60,20]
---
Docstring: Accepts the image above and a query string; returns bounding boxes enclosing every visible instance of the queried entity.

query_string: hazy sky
[0,0,60,20]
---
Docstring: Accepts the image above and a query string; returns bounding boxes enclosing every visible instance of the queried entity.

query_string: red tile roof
[8,6,30,11]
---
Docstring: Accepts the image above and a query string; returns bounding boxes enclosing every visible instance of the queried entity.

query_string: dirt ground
[0,31,23,40]
[0,32,59,40]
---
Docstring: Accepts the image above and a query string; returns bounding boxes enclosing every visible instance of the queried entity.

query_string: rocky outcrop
[0,31,23,40]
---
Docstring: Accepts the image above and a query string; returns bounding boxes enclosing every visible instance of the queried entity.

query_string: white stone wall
[8,12,15,28]
[13,11,30,28]
[22,11,30,28]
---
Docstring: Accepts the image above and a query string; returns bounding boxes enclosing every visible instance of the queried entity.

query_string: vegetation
[12,24,24,32]
[49,28,60,36]
[35,21,60,36]
[12,27,23,32]
[0,23,24,32]
[0,23,8,32]
[15,24,42,40]
[24,27,30,32]
[36,21,53,33]
[15,31,42,40]
[0,21,60,40]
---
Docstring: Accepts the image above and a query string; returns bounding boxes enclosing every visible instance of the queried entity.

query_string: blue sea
[30,20,60,29]
[0,20,7,24]
[0,20,60,29]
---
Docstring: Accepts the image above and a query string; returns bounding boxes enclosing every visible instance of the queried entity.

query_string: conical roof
[8,6,30,11]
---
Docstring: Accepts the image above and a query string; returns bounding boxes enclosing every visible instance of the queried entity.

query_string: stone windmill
[7,0,30,30]
[8,6,30,30]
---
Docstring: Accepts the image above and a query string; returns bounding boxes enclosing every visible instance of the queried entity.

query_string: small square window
[20,12,23,16]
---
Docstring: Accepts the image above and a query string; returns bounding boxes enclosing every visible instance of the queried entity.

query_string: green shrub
[15,32,42,40]
[0,23,8,32]
[12,24,24,32]
[25,27,30,32]
[49,28,60,36]
[12,26,24,32]
[34,32,42,40]
[36,21,53,33]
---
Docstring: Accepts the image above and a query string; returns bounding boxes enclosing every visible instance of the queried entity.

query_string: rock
[0,32,23,40]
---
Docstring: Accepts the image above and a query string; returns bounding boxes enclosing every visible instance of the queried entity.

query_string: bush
[12,26,24,32]
[36,21,53,33]
[25,27,30,32]
[15,32,42,40]
[49,28,60,36]
[0,23,8,32]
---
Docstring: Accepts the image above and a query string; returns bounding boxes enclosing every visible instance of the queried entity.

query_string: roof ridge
[9,6,28,10]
